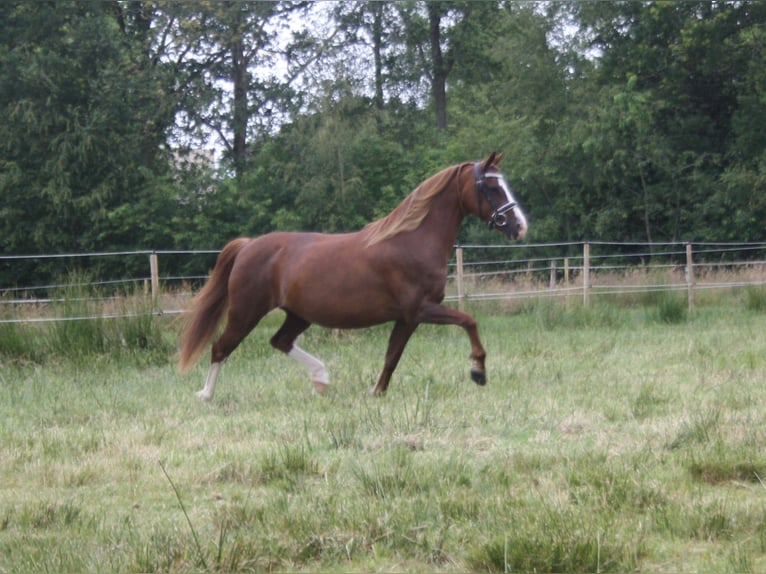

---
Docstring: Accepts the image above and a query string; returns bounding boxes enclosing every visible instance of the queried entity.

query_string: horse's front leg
[416,303,487,385]
[372,320,418,396]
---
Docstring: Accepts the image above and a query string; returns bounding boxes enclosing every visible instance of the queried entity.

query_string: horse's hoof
[312,381,329,395]
[470,369,486,386]
[195,390,213,401]
[369,385,386,397]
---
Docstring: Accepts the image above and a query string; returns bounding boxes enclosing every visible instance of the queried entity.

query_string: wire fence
[448,241,766,311]
[2,241,766,324]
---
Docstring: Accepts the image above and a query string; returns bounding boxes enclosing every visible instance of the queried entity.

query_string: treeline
[1,1,765,285]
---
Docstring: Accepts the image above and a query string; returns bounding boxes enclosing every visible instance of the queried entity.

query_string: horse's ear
[481,151,504,171]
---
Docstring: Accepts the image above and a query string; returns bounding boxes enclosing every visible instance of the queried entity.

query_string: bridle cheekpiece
[473,162,518,230]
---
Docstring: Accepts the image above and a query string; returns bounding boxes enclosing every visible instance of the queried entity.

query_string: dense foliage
[1,1,765,284]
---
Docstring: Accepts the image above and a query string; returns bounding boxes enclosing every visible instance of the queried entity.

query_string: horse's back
[228,231,320,286]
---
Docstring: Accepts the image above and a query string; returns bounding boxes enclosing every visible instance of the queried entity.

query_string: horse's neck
[416,184,465,259]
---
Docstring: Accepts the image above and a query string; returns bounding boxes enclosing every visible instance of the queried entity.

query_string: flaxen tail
[178,238,250,372]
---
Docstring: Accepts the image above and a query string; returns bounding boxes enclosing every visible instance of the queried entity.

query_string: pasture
[1,292,766,572]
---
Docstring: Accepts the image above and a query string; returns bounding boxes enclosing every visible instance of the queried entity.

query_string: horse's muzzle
[513,219,528,240]
[498,216,527,241]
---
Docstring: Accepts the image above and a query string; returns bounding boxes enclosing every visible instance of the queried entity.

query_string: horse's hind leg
[197,361,222,401]
[197,304,269,401]
[270,310,329,394]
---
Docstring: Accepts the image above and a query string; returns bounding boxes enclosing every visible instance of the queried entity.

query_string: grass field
[1,291,766,572]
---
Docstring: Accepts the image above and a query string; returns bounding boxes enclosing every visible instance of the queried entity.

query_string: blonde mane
[362,165,459,247]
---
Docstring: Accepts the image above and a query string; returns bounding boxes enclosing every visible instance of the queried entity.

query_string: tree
[150,2,280,178]
[249,87,414,234]
[572,0,766,242]
[0,2,172,255]
[329,2,395,111]
[396,1,479,131]
[5,0,766,291]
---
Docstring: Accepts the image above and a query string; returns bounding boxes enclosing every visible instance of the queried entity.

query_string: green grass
[2,298,766,572]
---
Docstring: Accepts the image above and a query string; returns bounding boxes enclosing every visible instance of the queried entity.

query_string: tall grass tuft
[258,442,319,488]
[470,511,639,573]
[46,273,108,357]
[0,322,43,363]
[648,291,688,324]
[353,446,417,499]
[744,285,766,312]
[0,272,170,363]
[519,297,625,330]
[667,407,722,450]
[688,458,766,485]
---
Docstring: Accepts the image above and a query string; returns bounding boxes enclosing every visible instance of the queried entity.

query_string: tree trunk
[371,3,384,110]
[428,3,448,131]
[231,35,248,179]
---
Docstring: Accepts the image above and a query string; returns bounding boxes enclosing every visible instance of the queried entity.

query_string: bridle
[473,162,518,229]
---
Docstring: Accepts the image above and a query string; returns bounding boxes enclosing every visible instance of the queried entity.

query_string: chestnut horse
[179,152,527,400]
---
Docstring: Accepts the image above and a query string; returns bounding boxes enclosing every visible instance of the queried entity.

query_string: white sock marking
[196,361,221,401]
[289,345,329,388]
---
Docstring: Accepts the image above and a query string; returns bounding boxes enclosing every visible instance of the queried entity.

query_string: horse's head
[472,152,528,240]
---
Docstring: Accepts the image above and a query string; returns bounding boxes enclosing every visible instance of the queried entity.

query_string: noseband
[473,162,518,229]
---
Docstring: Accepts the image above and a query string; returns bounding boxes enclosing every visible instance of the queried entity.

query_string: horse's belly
[287,282,400,329]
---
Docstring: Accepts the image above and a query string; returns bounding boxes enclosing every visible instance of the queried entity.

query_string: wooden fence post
[583,243,590,307]
[686,242,694,314]
[549,260,557,290]
[149,251,159,301]
[455,246,465,311]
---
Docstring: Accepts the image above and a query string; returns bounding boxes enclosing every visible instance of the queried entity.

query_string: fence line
[451,241,766,311]
[4,309,185,325]
[2,241,766,323]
